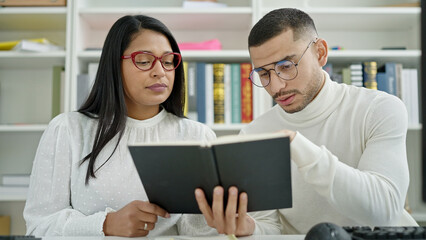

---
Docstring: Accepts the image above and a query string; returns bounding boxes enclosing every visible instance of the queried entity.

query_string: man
[195,8,417,235]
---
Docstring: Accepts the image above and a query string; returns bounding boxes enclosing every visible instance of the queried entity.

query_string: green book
[231,63,241,123]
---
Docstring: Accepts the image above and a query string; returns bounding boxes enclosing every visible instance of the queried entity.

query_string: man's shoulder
[341,84,402,108]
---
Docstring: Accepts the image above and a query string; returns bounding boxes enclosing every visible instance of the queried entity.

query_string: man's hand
[195,186,255,236]
[103,200,170,237]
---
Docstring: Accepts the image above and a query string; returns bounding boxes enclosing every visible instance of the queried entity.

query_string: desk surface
[40,235,305,240]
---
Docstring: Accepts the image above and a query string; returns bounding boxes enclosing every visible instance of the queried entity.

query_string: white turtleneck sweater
[240,71,417,234]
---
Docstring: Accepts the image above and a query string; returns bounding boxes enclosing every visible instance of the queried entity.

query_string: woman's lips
[147,83,167,92]
[276,94,296,106]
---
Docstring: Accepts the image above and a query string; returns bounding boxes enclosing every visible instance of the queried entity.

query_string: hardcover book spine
[240,63,253,123]
[350,63,363,87]
[183,61,189,116]
[231,63,241,123]
[196,62,206,123]
[213,63,225,124]
[224,64,232,124]
[341,67,351,85]
[51,65,64,119]
[395,63,403,99]
[187,62,198,121]
[205,64,214,125]
[385,62,398,96]
[377,62,397,96]
[362,61,378,90]
[376,72,388,93]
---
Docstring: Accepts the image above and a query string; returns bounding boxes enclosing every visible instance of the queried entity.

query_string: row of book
[324,62,419,126]
[183,62,253,125]
[78,62,254,125]
[78,61,419,126]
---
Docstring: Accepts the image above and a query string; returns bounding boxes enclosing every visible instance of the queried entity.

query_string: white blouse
[23,109,217,236]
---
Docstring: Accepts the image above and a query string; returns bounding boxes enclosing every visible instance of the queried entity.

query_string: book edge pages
[212,132,289,145]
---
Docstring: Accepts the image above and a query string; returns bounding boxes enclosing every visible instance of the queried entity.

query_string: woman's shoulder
[48,111,96,130]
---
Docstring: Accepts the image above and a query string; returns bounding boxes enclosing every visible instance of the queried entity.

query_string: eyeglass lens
[250,60,297,87]
[134,53,177,70]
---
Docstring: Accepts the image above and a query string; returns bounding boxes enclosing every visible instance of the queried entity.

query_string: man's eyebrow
[257,54,296,69]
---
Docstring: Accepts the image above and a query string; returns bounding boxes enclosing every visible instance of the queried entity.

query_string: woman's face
[121,29,176,120]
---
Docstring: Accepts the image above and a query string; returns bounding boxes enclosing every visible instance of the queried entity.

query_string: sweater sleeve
[250,210,282,235]
[290,95,411,226]
[23,114,111,236]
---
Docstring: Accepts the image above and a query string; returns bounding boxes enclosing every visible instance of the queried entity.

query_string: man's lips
[275,94,296,106]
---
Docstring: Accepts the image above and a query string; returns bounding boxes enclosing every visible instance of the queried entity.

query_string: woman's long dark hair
[78,15,185,184]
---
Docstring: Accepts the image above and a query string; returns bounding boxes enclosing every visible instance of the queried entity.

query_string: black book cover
[128,133,292,213]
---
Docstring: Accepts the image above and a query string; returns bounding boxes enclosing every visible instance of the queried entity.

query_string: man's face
[249,30,325,113]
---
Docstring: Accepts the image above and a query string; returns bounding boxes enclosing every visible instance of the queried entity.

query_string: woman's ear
[315,38,328,67]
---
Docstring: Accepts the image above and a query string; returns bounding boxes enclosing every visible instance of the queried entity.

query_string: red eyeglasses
[121,51,182,71]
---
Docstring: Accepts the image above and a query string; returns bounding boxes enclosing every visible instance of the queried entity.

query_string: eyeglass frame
[121,51,182,71]
[249,38,318,88]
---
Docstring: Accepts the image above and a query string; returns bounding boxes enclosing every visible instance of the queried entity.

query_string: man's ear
[315,38,328,67]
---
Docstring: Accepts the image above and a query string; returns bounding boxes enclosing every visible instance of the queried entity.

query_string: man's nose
[269,70,287,93]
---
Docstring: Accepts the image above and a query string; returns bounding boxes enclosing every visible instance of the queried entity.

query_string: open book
[128,132,292,213]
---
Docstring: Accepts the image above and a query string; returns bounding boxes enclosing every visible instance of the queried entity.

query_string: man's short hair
[248,8,318,48]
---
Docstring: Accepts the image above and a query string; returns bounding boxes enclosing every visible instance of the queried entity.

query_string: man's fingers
[195,188,214,225]
[237,192,248,230]
[212,186,225,233]
[225,186,238,233]
[236,192,252,236]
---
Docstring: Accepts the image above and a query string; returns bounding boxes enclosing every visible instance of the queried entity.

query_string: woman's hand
[103,200,170,237]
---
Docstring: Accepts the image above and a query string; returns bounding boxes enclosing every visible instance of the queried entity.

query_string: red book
[240,63,253,123]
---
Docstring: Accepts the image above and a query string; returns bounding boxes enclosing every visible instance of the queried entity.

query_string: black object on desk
[0,236,41,240]
[305,222,351,240]
[344,225,426,239]
[305,222,426,240]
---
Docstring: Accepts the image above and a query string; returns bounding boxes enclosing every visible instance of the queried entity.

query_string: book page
[212,131,289,145]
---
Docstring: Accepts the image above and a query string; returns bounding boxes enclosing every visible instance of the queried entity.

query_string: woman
[23,15,216,237]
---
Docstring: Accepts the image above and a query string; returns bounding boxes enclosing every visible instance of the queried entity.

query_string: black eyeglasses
[249,38,317,88]
[121,51,182,71]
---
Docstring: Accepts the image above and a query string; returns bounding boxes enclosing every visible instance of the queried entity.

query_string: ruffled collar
[125,108,168,128]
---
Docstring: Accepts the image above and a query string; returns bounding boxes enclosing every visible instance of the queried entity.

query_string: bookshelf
[0,3,72,235]
[0,0,423,234]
